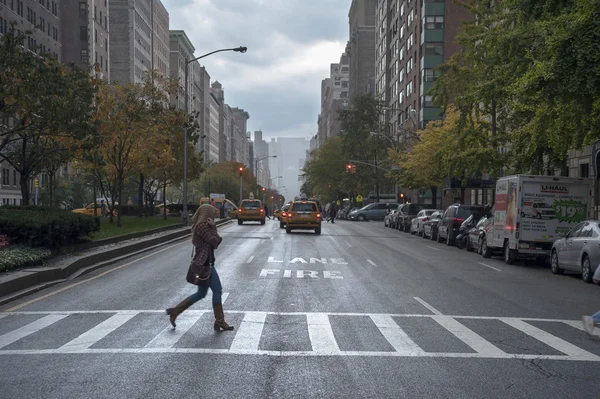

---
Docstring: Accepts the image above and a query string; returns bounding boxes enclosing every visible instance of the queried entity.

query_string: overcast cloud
[163,0,348,141]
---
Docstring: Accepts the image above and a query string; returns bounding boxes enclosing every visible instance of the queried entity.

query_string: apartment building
[375,0,471,139]
[60,0,109,79]
[317,52,349,148]
[109,0,169,84]
[347,0,377,98]
[168,30,194,110]
[253,130,271,188]
[230,108,250,166]
[211,81,234,164]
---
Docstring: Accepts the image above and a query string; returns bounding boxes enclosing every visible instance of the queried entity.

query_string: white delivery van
[490,175,593,264]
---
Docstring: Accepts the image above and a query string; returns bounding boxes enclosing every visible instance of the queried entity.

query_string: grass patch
[0,246,52,272]
[89,216,182,241]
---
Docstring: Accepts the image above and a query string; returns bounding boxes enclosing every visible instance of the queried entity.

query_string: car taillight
[238,209,242,213]
[260,209,264,213]
[452,218,464,225]
[317,213,321,218]
[282,212,287,217]
[422,217,429,222]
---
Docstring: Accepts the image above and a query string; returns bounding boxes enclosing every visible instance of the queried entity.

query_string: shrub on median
[0,246,52,271]
[0,207,100,248]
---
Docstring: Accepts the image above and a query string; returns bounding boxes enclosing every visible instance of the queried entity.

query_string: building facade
[317,53,349,148]
[253,130,271,188]
[168,30,194,110]
[375,0,471,140]
[269,137,310,202]
[60,0,109,80]
[230,108,250,166]
[347,0,377,98]
[109,0,168,84]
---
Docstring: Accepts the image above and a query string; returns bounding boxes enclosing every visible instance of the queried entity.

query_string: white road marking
[307,313,340,355]
[413,297,443,315]
[59,313,136,351]
[144,313,204,348]
[433,316,505,356]
[478,262,502,272]
[370,314,424,355]
[427,246,440,251]
[345,242,352,248]
[246,256,254,263]
[0,314,68,349]
[502,319,599,359]
[230,312,267,351]
[367,259,377,266]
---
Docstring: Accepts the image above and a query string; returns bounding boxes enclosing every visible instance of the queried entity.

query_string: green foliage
[0,246,52,272]
[199,162,258,204]
[0,207,100,248]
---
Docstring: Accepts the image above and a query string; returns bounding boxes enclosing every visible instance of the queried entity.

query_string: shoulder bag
[186,247,214,286]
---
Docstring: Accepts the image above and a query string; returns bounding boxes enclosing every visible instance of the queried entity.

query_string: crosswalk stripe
[230,312,267,352]
[502,319,600,360]
[0,314,68,349]
[433,316,505,356]
[307,313,340,355]
[144,312,205,348]
[58,313,136,352]
[370,314,424,355]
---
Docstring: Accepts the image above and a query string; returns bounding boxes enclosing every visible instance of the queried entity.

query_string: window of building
[406,57,413,73]
[95,28,97,43]
[80,26,87,40]
[406,80,413,97]
[94,5,97,20]
[400,1,405,17]
[422,68,439,82]
[79,2,86,17]
[13,170,17,186]
[1,169,8,185]
[424,43,444,56]
[342,81,349,88]
[424,16,444,30]
[80,49,88,63]
[399,45,404,60]
[408,8,414,26]
[399,67,404,83]
[0,17,6,35]
[421,95,434,107]
[105,16,107,29]
[100,11,103,27]
[407,33,414,49]
[580,163,590,178]
[17,1,24,17]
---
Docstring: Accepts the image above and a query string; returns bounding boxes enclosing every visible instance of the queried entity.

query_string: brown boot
[213,302,234,331]
[166,298,192,328]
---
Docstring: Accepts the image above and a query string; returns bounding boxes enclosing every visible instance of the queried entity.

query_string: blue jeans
[592,311,600,325]
[186,267,222,305]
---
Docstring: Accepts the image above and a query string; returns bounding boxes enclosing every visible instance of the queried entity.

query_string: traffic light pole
[347,159,399,203]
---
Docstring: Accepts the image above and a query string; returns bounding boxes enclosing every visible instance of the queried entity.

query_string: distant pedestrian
[211,198,216,208]
[264,203,270,220]
[166,204,234,331]
[329,202,337,224]
[582,266,600,335]
[100,200,107,218]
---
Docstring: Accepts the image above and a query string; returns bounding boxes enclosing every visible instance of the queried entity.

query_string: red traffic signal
[262,187,266,192]
[346,164,352,173]
[238,166,244,176]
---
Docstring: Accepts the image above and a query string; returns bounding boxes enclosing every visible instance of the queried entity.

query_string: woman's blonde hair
[191,204,217,230]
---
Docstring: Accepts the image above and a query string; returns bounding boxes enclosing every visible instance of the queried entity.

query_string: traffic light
[33,179,39,188]
[346,164,352,173]
[238,166,244,176]
[262,187,266,192]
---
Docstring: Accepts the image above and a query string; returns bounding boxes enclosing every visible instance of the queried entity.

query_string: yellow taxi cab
[285,201,322,235]
[72,202,118,217]
[273,208,281,220]
[237,199,265,225]
[278,203,291,228]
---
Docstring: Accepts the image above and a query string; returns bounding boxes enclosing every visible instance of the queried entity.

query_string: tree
[0,29,96,204]
[199,162,258,205]
[302,137,349,203]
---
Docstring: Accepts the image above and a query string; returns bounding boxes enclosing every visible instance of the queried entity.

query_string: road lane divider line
[501,319,600,359]
[413,297,443,315]
[478,262,502,272]
[246,256,255,263]
[433,316,505,356]
[144,312,205,349]
[426,246,440,251]
[58,312,136,351]
[367,259,377,266]
[307,313,340,355]
[370,314,424,355]
[6,241,188,312]
[0,314,68,349]
[230,312,267,351]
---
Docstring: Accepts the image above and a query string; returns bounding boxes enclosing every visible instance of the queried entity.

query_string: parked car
[396,203,425,232]
[455,214,483,251]
[550,220,600,283]
[410,209,441,236]
[423,211,444,240]
[348,202,399,221]
[384,209,397,227]
[437,204,485,246]
[466,216,489,253]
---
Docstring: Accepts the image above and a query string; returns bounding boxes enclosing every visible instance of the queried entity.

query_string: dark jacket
[192,222,222,265]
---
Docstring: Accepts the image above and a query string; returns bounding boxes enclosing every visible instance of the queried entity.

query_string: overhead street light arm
[186,46,248,65]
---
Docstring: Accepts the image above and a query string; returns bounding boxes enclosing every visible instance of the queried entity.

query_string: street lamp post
[181,46,247,223]
[254,155,277,196]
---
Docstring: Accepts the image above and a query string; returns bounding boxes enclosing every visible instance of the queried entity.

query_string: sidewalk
[0,218,231,305]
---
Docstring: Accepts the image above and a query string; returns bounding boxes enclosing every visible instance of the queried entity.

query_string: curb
[0,218,232,306]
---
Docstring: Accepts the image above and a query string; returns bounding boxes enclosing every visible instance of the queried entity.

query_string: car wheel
[357,214,365,221]
[466,238,474,252]
[260,219,265,225]
[504,241,517,265]
[280,222,285,229]
[286,227,291,234]
[582,255,593,283]
[315,227,321,235]
[481,236,492,258]
[410,226,416,235]
[238,219,243,225]
[550,251,564,275]
[446,230,453,246]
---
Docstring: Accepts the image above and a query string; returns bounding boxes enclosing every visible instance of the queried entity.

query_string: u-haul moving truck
[491,175,593,264]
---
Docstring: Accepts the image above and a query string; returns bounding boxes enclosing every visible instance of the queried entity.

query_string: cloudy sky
[163,0,348,142]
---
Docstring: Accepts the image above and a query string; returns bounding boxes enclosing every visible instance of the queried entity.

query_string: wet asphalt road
[1,218,599,398]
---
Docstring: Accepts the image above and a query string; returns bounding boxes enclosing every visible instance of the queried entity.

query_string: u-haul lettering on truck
[540,185,568,193]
